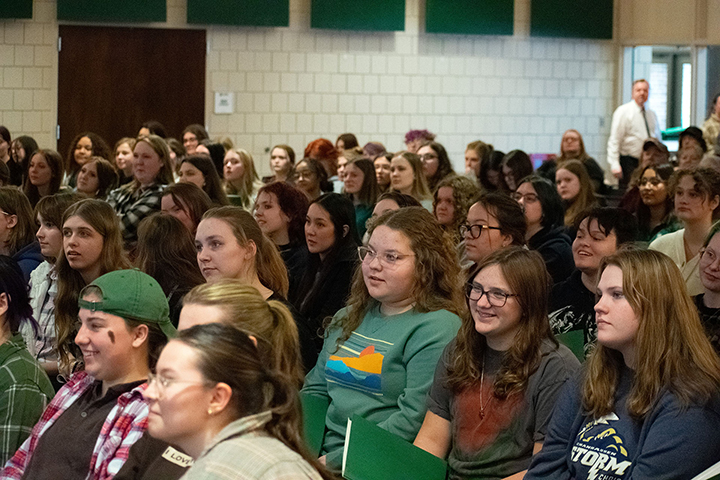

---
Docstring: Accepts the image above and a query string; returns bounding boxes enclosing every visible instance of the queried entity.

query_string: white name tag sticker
[162,446,194,468]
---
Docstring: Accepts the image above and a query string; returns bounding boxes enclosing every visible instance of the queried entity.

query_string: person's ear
[0,293,8,317]
[245,240,258,259]
[711,195,720,211]
[131,323,149,348]
[342,224,349,238]
[207,382,233,416]
[5,214,17,229]
[500,233,512,247]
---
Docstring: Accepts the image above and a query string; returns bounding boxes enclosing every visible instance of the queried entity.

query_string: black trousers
[619,154,639,191]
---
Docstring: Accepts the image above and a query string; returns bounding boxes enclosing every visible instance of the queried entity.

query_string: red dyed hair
[304,138,338,177]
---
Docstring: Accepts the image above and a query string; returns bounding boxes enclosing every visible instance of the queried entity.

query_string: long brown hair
[584,249,720,418]
[22,149,64,207]
[448,247,556,398]
[175,324,334,480]
[335,207,465,349]
[558,159,596,226]
[55,199,131,374]
[135,213,205,294]
[182,281,303,386]
[202,207,289,297]
[391,151,431,201]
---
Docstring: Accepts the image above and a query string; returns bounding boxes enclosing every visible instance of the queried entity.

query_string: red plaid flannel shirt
[0,371,149,479]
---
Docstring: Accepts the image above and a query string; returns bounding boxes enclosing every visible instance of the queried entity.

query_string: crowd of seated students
[0,121,719,480]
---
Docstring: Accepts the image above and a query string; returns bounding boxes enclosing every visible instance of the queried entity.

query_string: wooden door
[58,25,206,158]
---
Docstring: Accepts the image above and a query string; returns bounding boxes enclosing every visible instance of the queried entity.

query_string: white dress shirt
[606,100,661,172]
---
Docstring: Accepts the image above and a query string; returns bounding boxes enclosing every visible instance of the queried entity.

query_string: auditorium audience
[302,207,463,470]
[11,135,38,182]
[335,133,358,153]
[294,158,332,201]
[182,124,209,156]
[537,130,606,194]
[464,140,493,182]
[501,150,533,192]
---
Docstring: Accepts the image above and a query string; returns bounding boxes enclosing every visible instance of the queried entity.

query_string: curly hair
[334,207,465,350]
[433,175,480,242]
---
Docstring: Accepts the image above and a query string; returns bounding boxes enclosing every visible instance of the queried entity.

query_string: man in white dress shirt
[606,79,662,189]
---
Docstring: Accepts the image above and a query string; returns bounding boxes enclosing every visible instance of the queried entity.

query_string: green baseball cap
[78,269,177,339]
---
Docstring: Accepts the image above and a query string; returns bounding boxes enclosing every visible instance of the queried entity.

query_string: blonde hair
[583,249,720,419]
[224,148,262,209]
[183,280,303,385]
[202,206,289,297]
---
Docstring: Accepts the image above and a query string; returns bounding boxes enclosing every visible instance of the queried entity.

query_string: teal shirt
[302,304,461,468]
[354,204,373,238]
[0,333,54,465]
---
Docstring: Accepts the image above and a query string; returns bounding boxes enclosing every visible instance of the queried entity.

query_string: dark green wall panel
[426,0,514,36]
[311,0,404,31]
[1,0,32,19]
[531,0,613,39]
[57,0,166,22]
[187,0,289,26]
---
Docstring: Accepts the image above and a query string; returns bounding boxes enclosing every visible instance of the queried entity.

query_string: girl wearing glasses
[414,247,579,480]
[634,164,678,243]
[461,193,526,266]
[513,175,574,285]
[417,141,456,193]
[144,323,332,480]
[302,207,464,470]
[526,249,720,480]
[693,221,720,354]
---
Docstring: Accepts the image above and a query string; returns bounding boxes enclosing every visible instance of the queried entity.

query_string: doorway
[57,25,206,159]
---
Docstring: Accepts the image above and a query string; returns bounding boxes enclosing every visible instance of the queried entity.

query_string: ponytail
[267,300,303,386]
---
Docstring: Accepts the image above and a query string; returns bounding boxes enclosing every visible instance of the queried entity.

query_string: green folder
[342,415,447,480]
[556,329,586,362]
[300,393,329,456]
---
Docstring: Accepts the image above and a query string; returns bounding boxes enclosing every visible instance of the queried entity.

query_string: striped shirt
[1,371,149,479]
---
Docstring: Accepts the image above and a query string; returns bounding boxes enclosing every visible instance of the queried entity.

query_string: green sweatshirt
[302,304,461,469]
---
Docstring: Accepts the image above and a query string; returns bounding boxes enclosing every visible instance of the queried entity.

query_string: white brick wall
[0,0,617,176]
[0,0,57,149]
[206,0,617,174]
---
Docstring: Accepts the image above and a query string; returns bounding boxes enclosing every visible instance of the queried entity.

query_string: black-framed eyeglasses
[459,224,502,239]
[510,192,539,203]
[465,282,517,307]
